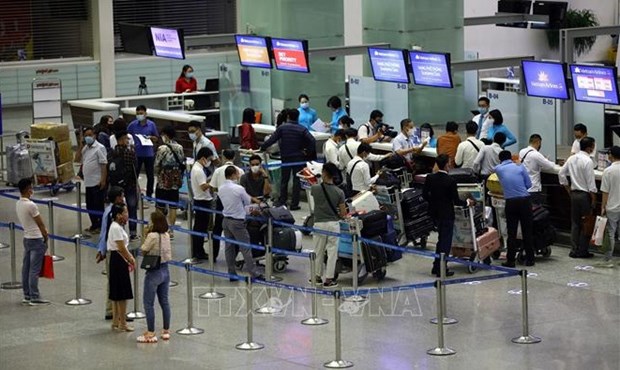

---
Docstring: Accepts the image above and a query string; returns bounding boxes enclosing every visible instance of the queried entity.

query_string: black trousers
[570,191,592,255]
[211,197,223,259]
[136,156,155,197]
[85,185,105,229]
[279,164,304,207]
[191,199,212,258]
[505,197,534,263]
[433,219,454,271]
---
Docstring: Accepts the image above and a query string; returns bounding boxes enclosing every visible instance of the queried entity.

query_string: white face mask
[407,128,415,137]
[250,165,260,174]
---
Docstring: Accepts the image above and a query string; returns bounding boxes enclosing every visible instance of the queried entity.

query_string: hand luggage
[272,227,297,251]
[6,144,33,185]
[382,230,402,262]
[264,206,295,225]
[360,235,388,274]
[246,220,266,258]
[404,216,434,240]
[476,227,501,260]
[401,188,428,218]
[358,210,388,238]
[486,173,503,194]
[374,170,401,188]
[448,168,479,184]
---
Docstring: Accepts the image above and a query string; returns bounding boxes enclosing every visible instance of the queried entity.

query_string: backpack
[107,150,126,187]
[159,144,185,189]
[344,160,362,198]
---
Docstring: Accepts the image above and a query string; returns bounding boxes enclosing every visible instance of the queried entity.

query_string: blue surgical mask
[84,136,95,145]
[478,107,488,115]
[300,102,309,109]
[185,72,194,79]
[189,133,197,141]
[136,114,145,121]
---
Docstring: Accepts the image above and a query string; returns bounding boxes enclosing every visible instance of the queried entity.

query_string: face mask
[478,107,488,115]
[84,136,95,145]
[136,114,145,121]
[204,160,211,168]
[185,72,194,79]
[189,133,197,141]
[338,125,344,130]
[300,102,309,109]
[407,128,415,137]
[251,165,260,174]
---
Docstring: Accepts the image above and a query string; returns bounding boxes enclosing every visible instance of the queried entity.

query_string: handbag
[40,255,55,279]
[141,234,162,270]
[590,216,608,246]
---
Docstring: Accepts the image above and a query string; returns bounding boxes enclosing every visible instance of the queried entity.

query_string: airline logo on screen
[413,53,443,63]
[531,69,564,90]
[237,36,270,68]
[272,39,308,72]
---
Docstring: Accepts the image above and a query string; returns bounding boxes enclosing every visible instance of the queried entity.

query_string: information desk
[251,124,331,156]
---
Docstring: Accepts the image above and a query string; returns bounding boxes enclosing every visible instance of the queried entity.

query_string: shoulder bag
[141,234,162,270]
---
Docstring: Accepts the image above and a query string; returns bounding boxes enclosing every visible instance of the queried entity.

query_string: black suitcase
[532,205,550,224]
[246,221,266,258]
[359,210,388,238]
[405,216,434,239]
[360,235,388,274]
[401,188,428,218]
[272,227,297,251]
[448,168,479,184]
[264,206,295,225]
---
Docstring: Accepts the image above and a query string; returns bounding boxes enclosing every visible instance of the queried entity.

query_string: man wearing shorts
[154,126,185,239]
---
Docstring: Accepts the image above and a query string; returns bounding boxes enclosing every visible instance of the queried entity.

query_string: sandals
[160,330,171,341]
[137,332,158,343]
[117,325,135,332]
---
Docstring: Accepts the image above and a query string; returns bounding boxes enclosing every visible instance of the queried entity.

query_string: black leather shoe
[431,269,454,277]
[105,314,113,320]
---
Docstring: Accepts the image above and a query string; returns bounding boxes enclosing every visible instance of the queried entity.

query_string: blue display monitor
[570,64,620,105]
[235,35,272,69]
[521,60,569,100]
[150,27,185,60]
[408,51,453,88]
[368,48,410,84]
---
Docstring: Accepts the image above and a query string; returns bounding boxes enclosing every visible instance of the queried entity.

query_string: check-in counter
[252,124,331,156]
[67,100,121,126]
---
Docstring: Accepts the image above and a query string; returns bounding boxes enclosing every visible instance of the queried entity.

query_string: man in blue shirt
[128,105,159,198]
[327,96,346,134]
[297,94,318,131]
[95,186,125,320]
[494,150,535,267]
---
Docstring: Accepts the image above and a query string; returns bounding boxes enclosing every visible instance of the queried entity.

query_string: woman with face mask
[297,94,318,131]
[175,64,197,93]
[106,203,136,332]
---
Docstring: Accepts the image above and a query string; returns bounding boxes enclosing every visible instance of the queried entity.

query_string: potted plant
[546,8,599,57]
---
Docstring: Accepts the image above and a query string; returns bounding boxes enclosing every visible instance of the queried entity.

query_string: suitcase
[532,205,550,224]
[360,235,388,274]
[264,206,295,224]
[6,144,33,185]
[404,216,434,240]
[401,188,428,218]
[448,168,479,184]
[272,227,297,251]
[382,230,402,262]
[246,220,266,258]
[476,227,501,260]
[359,210,388,238]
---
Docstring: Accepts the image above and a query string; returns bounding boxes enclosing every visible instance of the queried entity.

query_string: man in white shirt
[323,129,346,169]
[473,96,493,140]
[455,121,485,170]
[392,118,427,162]
[559,137,598,259]
[599,146,620,267]
[188,121,219,162]
[339,128,391,170]
[190,147,216,261]
[346,143,380,195]
[75,127,108,234]
[358,110,391,144]
[473,132,506,179]
[219,166,263,279]
[518,134,556,205]
[570,123,597,167]
[209,149,245,261]
[16,178,50,306]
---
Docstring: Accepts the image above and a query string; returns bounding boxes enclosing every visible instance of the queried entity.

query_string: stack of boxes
[30,123,75,183]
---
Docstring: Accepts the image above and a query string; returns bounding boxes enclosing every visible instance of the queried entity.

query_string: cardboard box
[56,162,75,183]
[30,123,70,143]
[56,140,73,164]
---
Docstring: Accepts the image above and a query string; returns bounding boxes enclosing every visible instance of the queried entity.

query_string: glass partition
[348,75,409,128]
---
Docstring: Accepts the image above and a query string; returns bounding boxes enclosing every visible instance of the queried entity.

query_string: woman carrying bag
[137,211,172,343]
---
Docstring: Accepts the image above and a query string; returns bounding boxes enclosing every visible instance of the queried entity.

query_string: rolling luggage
[448,168,479,184]
[401,188,428,218]
[264,206,295,225]
[359,210,388,238]
[476,227,501,260]
[6,144,33,185]
[360,235,388,275]
[532,205,555,255]
[272,227,298,251]
[404,217,435,240]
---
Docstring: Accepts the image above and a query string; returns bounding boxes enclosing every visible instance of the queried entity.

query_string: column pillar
[92,0,116,98]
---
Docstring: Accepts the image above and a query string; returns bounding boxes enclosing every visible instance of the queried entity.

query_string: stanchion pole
[199,231,225,299]
[511,270,541,344]
[236,277,264,350]
[126,248,146,319]
[427,280,456,356]
[65,235,92,305]
[430,253,457,325]
[0,134,5,184]
[345,220,365,302]
[176,263,204,335]
[1,222,22,289]
[75,182,86,238]
[47,200,64,261]
[302,252,328,325]
[323,291,353,368]
[255,218,282,314]
[139,194,145,237]
[182,200,198,265]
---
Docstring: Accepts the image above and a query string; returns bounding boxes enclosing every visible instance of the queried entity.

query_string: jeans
[605,209,620,260]
[211,197,223,259]
[137,156,155,197]
[312,221,339,279]
[192,199,212,258]
[279,164,304,207]
[433,219,454,271]
[22,238,47,299]
[85,185,105,229]
[570,191,592,255]
[124,185,138,235]
[223,218,260,277]
[505,197,534,263]
[143,264,171,332]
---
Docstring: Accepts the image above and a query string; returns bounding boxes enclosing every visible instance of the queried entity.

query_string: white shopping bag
[590,216,608,246]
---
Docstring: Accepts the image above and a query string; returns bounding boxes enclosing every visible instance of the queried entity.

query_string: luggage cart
[335,217,387,284]
[296,168,319,235]
[26,138,75,196]
[374,185,408,246]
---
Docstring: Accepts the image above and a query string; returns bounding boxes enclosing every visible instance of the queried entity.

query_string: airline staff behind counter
[175,65,198,93]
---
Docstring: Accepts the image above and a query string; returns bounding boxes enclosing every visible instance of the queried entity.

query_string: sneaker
[169,232,175,240]
[29,298,51,306]
[308,276,323,285]
[323,280,338,288]
[21,298,31,305]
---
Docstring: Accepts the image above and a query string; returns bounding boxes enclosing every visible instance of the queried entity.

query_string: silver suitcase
[6,144,33,185]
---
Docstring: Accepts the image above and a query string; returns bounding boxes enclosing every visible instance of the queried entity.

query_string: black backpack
[107,150,126,187]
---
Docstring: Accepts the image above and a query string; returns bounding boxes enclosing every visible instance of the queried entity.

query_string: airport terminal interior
[1,1,620,369]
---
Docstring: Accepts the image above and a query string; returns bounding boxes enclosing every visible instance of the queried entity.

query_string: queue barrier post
[430,253,457,325]
[0,207,9,247]
[75,182,86,239]
[182,200,199,265]
[323,291,353,368]
[511,270,542,344]
[255,218,282,314]
[47,200,64,262]
[301,252,329,326]
[199,231,225,300]
[139,194,145,238]
[426,279,456,356]
[1,222,22,289]
[176,263,204,335]
[345,219,366,303]
[236,277,264,350]
[65,235,92,305]
[126,248,146,319]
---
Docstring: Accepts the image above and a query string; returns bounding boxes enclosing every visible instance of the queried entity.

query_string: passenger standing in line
[260,109,316,210]
[346,143,380,195]
[188,121,220,162]
[327,96,347,133]
[598,145,620,268]
[239,108,259,150]
[175,64,197,93]
[109,118,134,149]
[570,123,597,166]
[110,131,140,241]
[455,121,484,170]
[339,128,392,171]
[240,155,272,198]
[127,105,159,199]
[473,132,506,181]
[486,109,517,148]
[95,114,114,152]
[154,126,185,239]
[323,129,346,170]
[518,134,556,206]
[494,150,535,267]
[75,126,108,235]
[219,166,264,280]
[137,211,172,343]
[423,155,474,277]
[473,96,493,140]
[297,94,318,131]
[337,116,355,131]
[392,118,428,163]
[16,178,50,306]
[190,147,216,261]
[436,121,461,169]
[310,163,347,288]
[106,203,135,332]
[559,137,598,259]
[96,186,126,321]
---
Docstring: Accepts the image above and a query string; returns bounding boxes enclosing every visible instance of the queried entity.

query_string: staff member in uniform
[219,166,264,279]
[518,134,556,205]
[473,96,492,140]
[297,94,318,131]
[559,137,597,259]
[327,96,347,133]
[127,105,159,199]
[190,147,216,261]
[175,65,198,93]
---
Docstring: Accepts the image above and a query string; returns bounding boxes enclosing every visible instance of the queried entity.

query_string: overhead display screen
[521,60,569,100]
[150,27,185,59]
[368,48,410,84]
[235,35,272,69]
[408,51,453,88]
[570,64,620,105]
[271,38,310,73]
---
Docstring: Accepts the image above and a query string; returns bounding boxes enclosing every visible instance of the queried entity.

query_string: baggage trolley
[296,167,319,235]
[25,138,75,196]
[374,185,408,246]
